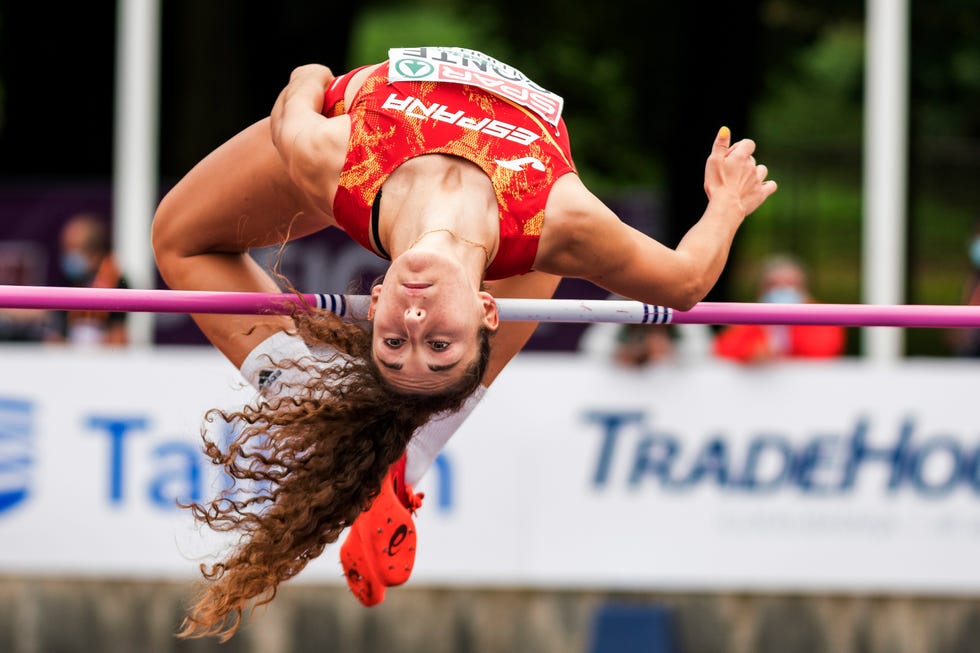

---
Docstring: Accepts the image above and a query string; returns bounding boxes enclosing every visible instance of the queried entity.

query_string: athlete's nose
[405,306,426,322]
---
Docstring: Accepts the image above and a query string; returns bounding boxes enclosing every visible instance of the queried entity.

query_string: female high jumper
[152,46,775,639]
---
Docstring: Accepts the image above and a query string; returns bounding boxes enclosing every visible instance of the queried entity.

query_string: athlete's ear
[478,291,499,330]
[368,284,383,320]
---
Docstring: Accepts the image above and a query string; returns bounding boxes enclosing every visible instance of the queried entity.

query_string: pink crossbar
[3,285,980,327]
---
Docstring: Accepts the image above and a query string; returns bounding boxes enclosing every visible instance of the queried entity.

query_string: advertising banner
[1,347,978,594]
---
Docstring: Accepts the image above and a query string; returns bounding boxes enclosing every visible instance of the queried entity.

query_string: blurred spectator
[948,223,980,357]
[713,254,844,364]
[580,294,677,367]
[610,324,676,367]
[48,213,128,346]
[0,309,49,341]
[0,308,48,342]
[0,240,51,341]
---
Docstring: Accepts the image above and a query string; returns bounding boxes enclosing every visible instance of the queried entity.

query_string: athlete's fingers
[713,126,731,153]
[756,164,769,182]
[726,137,757,158]
[289,63,333,84]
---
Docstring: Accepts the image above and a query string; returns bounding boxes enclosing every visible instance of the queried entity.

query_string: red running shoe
[341,455,423,607]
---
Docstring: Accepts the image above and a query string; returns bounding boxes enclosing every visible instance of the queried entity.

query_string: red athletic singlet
[323,50,576,280]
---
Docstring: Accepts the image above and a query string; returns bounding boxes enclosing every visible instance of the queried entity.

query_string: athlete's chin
[395,248,449,272]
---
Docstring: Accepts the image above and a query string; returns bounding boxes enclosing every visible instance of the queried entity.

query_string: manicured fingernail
[718,126,730,139]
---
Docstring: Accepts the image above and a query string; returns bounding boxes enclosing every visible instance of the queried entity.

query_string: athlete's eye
[429,340,449,351]
[383,338,404,348]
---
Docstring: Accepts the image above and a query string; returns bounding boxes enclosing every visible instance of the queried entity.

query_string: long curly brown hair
[178,309,491,641]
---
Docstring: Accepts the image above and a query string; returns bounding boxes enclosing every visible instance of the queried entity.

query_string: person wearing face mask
[948,228,980,356]
[713,254,845,363]
[50,213,129,346]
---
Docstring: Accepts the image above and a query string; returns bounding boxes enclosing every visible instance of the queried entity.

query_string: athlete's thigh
[155,117,335,256]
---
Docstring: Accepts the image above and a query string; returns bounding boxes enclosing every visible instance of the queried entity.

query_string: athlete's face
[369,250,498,393]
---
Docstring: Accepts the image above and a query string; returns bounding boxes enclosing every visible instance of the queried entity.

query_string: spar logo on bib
[388,46,565,126]
[393,58,435,79]
[0,397,34,515]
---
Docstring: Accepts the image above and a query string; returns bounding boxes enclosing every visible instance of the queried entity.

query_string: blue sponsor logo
[85,414,203,509]
[586,411,980,498]
[0,397,34,515]
[81,414,457,511]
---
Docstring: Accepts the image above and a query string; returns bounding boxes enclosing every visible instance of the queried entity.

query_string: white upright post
[862,0,910,363]
[113,0,161,347]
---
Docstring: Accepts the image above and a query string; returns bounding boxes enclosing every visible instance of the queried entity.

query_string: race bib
[388,47,564,127]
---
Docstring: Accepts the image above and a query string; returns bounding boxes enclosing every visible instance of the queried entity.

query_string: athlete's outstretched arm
[538,127,776,310]
[152,118,336,367]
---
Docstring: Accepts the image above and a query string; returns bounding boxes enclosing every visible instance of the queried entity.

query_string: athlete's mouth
[402,283,432,295]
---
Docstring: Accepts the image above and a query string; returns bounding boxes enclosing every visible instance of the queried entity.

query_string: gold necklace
[408,228,491,266]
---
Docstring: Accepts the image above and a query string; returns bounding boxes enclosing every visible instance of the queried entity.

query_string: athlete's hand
[703,126,777,218]
[282,64,335,105]
[288,63,335,85]
[270,64,335,148]
[269,64,340,214]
